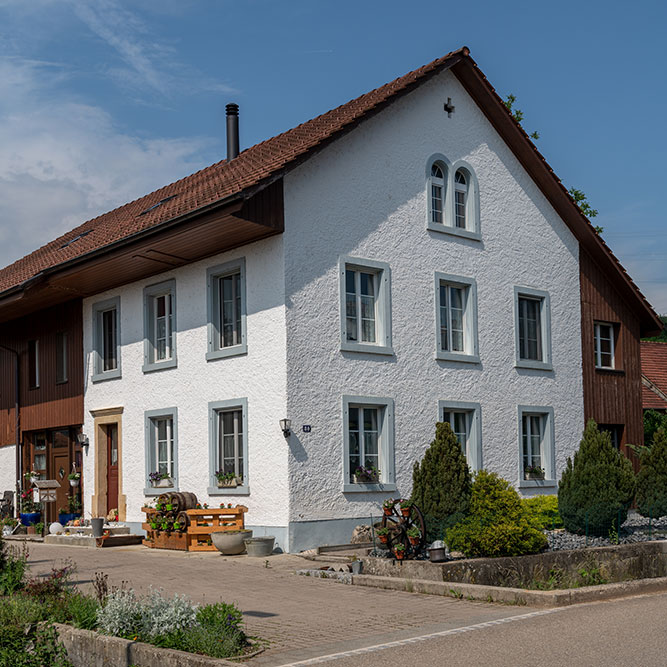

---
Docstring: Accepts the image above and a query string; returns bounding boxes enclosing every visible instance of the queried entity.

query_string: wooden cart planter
[141,498,248,552]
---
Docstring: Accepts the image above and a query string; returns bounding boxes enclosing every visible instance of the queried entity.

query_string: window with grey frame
[454,169,468,229]
[430,163,446,224]
[348,405,381,482]
[152,416,174,479]
[152,292,173,362]
[218,408,244,482]
[218,271,242,349]
[518,296,543,361]
[521,413,544,477]
[439,283,467,353]
[345,269,378,344]
[442,409,471,458]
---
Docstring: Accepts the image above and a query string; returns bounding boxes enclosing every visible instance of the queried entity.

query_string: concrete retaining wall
[54,624,237,666]
[362,541,667,588]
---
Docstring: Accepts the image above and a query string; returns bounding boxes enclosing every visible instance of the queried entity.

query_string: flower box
[217,477,242,488]
[353,473,379,484]
[152,477,174,489]
[525,472,545,481]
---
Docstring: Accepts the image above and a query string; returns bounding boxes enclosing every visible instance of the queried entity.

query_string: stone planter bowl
[211,529,253,555]
[244,536,275,557]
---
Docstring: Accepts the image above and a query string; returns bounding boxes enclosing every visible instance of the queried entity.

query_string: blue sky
[0,0,665,312]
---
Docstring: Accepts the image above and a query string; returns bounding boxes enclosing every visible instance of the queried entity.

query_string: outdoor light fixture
[279,419,291,438]
[77,433,90,452]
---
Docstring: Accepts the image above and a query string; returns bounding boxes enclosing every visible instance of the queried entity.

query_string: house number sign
[302,425,312,433]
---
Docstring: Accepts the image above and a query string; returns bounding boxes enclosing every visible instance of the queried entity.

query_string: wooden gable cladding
[0,299,83,446]
[580,249,644,462]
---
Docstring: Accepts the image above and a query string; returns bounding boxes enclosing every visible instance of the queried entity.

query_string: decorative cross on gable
[443,97,455,117]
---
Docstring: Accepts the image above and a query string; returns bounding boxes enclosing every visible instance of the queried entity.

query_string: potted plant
[376,526,389,544]
[24,470,39,485]
[407,525,421,546]
[382,499,394,516]
[524,465,545,481]
[399,499,412,517]
[1,517,17,536]
[68,471,81,487]
[215,470,242,488]
[393,543,406,560]
[58,496,82,525]
[353,464,380,484]
[149,471,173,488]
[19,491,41,527]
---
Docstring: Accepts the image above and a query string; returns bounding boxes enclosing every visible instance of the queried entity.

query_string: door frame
[90,407,125,521]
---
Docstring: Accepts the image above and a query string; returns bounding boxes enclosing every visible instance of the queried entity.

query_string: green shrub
[411,422,472,540]
[558,420,636,536]
[644,410,667,446]
[446,470,547,558]
[522,495,562,529]
[0,547,27,596]
[636,428,667,518]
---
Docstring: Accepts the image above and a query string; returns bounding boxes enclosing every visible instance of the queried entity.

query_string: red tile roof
[642,341,667,410]
[0,45,660,334]
[0,48,467,294]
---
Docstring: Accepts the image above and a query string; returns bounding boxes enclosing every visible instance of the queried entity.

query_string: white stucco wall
[0,444,16,503]
[82,235,289,534]
[283,69,584,530]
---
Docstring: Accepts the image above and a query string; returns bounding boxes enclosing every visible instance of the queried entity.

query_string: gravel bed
[546,512,667,551]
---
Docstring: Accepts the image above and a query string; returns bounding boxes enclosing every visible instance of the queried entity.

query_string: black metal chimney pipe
[226,103,239,161]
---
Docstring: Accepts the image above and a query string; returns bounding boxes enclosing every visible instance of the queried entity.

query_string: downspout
[0,344,20,517]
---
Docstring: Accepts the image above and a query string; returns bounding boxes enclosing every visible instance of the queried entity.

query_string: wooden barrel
[175,511,190,532]
[168,492,198,513]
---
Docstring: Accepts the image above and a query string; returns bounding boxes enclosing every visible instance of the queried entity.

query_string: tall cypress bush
[558,419,636,535]
[411,422,471,540]
[636,427,667,518]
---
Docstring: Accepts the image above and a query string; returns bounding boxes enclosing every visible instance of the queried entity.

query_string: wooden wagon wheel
[381,498,426,559]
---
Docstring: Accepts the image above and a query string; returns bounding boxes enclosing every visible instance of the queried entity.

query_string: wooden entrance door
[105,424,119,514]
[51,451,70,524]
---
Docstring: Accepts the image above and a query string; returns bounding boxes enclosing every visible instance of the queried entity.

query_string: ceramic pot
[211,529,253,555]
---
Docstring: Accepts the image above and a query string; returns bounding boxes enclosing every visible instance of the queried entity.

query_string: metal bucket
[91,517,104,537]
[244,536,275,557]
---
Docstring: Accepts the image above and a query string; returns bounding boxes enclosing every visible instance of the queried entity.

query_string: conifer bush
[446,470,547,557]
[410,422,472,540]
[636,427,667,518]
[558,420,636,535]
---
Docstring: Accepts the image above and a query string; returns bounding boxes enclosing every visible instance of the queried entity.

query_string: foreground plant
[636,427,667,518]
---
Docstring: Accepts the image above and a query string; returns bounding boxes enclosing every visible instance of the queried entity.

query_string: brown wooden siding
[580,249,644,465]
[0,299,83,446]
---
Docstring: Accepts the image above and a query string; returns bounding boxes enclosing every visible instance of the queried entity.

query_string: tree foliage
[636,428,667,518]
[411,422,471,539]
[446,471,547,557]
[558,420,636,535]
[644,409,667,446]
[642,316,667,342]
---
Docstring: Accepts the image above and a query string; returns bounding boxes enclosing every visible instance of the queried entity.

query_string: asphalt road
[281,592,667,666]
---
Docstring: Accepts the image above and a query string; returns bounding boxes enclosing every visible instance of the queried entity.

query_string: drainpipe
[0,343,20,517]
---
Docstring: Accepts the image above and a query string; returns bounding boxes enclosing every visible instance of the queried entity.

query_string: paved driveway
[25,542,536,665]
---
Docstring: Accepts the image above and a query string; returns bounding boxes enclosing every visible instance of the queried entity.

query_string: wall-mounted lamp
[77,433,90,452]
[279,419,292,438]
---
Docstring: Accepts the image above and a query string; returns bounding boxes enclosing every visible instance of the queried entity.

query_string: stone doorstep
[351,573,667,607]
[54,623,239,667]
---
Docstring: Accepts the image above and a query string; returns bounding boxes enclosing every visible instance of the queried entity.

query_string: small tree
[411,422,472,540]
[636,428,667,518]
[558,420,636,535]
[644,409,667,446]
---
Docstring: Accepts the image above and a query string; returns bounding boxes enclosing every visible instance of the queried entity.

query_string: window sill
[144,486,180,496]
[207,485,250,496]
[91,370,122,383]
[515,359,553,372]
[427,222,481,241]
[205,344,247,362]
[595,367,625,376]
[435,351,480,364]
[142,358,177,374]
[519,479,556,489]
[340,342,394,356]
[343,482,397,493]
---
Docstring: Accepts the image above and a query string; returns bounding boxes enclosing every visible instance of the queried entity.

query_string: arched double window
[426,156,479,239]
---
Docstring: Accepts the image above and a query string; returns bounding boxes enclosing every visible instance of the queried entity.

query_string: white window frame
[438,400,482,471]
[143,279,177,373]
[594,321,616,370]
[426,155,481,240]
[517,405,555,488]
[207,398,249,495]
[434,272,479,363]
[342,395,396,493]
[92,296,121,382]
[339,256,393,355]
[144,407,178,495]
[206,258,247,361]
[513,286,552,371]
